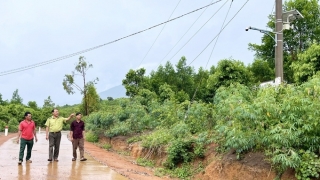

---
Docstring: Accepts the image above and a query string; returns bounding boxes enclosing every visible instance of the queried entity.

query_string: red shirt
[19,120,36,140]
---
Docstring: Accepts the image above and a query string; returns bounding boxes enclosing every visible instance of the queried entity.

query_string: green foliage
[8,118,19,132]
[127,136,142,143]
[80,84,100,114]
[141,128,173,148]
[104,122,131,138]
[207,59,253,99]
[122,68,149,97]
[62,56,98,115]
[136,158,155,167]
[43,96,55,108]
[0,121,6,131]
[248,59,274,83]
[249,0,320,82]
[165,138,195,169]
[102,143,112,150]
[10,89,23,104]
[292,43,320,83]
[159,83,175,102]
[85,131,99,142]
[170,164,192,179]
[295,150,320,180]
[27,101,38,110]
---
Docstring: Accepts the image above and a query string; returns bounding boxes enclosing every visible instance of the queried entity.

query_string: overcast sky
[0,0,274,106]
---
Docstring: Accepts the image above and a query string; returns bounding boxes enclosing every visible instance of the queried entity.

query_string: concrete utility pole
[275,0,283,81]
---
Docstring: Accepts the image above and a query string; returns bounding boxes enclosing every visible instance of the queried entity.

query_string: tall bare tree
[62,56,98,115]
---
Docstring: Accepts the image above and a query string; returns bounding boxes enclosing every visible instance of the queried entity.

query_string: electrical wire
[138,0,183,67]
[0,0,223,77]
[184,0,249,121]
[190,0,233,102]
[188,0,250,66]
[158,0,226,66]
[167,0,229,63]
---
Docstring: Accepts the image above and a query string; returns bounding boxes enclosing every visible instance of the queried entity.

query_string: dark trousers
[72,138,84,159]
[49,132,61,160]
[19,138,34,161]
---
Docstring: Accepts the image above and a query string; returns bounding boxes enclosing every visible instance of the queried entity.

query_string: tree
[63,56,98,115]
[122,68,149,98]
[174,56,195,98]
[43,96,55,108]
[80,84,100,114]
[0,93,8,105]
[107,97,114,101]
[159,83,175,102]
[207,59,253,101]
[192,67,211,102]
[291,43,320,83]
[249,0,320,82]
[10,89,23,104]
[248,59,274,83]
[27,101,38,109]
[149,62,176,95]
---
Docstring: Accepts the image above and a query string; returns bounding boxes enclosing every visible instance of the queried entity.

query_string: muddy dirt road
[0,132,127,180]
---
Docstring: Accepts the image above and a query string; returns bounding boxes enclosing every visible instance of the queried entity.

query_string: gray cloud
[0,0,274,106]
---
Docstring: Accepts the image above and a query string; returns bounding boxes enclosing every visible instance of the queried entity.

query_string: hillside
[99,85,127,99]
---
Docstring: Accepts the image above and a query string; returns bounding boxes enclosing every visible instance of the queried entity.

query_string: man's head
[76,112,82,120]
[24,112,32,120]
[52,108,59,117]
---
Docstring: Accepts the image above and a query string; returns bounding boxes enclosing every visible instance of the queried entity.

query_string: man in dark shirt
[70,112,87,161]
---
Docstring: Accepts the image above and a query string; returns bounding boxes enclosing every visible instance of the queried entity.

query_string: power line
[188,0,250,66]
[205,0,233,68]
[138,0,182,67]
[185,0,249,121]
[167,0,229,63]
[158,0,225,66]
[190,0,233,102]
[0,0,223,77]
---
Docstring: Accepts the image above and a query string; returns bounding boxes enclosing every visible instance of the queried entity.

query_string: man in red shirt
[70,112,87,161]
[17,112,38,165]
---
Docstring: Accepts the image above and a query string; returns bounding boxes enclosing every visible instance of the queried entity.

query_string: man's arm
[46,126,49,140]
[70,131,74,141]
[82,123,85,139]
[33,125,38,142]
[65,113,75,121]
[16,130,21,143]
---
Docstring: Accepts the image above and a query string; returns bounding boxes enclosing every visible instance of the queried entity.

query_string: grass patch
[127,136,142,143]
[136,157,155,167]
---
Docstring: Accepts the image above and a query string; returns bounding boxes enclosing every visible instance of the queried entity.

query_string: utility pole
[275,0,283,81]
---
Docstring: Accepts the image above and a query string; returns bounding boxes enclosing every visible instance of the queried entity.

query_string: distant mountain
[99,85,127,99]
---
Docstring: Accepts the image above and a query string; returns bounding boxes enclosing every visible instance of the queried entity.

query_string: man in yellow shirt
[45,108,74,162]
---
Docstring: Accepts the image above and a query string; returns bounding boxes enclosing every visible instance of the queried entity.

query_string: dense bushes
[85,75,320,179]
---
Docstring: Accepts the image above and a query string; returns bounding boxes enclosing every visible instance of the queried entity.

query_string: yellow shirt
[45,116,67,132]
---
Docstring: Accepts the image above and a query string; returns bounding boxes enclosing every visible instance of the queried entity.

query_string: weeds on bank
[155,163,192,179]
[136,158,155,167]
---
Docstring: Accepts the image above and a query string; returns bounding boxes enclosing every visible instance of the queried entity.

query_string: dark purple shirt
[70,120,85,139]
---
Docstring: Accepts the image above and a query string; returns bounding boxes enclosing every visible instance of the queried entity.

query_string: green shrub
[85,131,99,142]
[127,136,142,143]
[102,143,112,150]
[165,138,195,169]
[0,121,6,132]
[8,118,19,132]
[141,128,173,148]
[136,158,155,167]
[104,122,131,138]
[295,150,320,180]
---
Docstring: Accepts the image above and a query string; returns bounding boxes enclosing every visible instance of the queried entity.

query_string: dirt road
[0,132,127,180]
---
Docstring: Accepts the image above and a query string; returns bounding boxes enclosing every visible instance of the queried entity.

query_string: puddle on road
[0,132,128,180]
